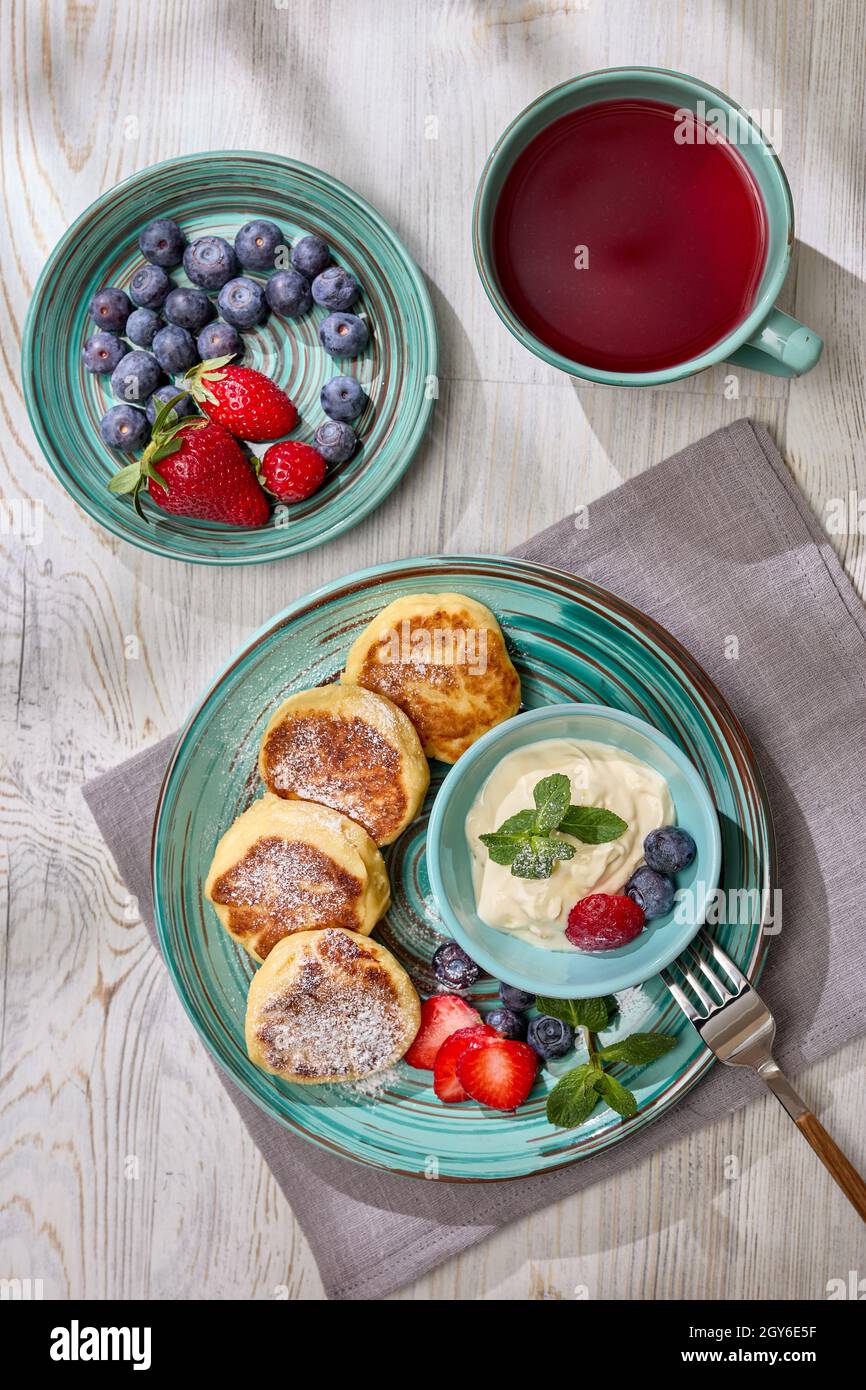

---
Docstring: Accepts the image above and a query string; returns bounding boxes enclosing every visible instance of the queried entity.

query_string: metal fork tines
[662,930,779,1073]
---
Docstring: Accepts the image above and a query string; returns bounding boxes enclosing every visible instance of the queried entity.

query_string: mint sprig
[541,994,677,1128]
[478,773,628,880]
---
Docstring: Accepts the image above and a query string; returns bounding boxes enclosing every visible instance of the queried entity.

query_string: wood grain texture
[1,0,864,1302]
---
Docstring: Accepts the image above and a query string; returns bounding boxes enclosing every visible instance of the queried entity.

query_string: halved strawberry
[403,994,481,1071]
[455,1037,538,1112]
[433,1024,497,1103]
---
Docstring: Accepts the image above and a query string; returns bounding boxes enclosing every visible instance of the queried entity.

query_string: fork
[662,930,866,1222]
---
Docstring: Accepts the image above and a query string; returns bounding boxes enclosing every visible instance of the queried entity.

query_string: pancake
[342,592,522,763]
[204,794,389,962]
[258,682,429,846]
[245,927,421,1084]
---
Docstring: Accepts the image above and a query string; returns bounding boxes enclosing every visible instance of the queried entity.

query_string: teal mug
[473,66,823,386]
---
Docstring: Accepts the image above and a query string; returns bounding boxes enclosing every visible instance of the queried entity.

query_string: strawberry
[403,994,481,1071]
[108,397,270,526]
[184,355,298,441]
[433,1024,496,1103]
[455,1037,538,1111]
[260,441,326,502]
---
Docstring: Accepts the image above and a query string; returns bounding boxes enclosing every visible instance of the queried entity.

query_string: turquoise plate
[152,555,776,1180]
[22,151,437,565]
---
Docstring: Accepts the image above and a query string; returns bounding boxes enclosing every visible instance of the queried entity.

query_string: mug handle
[726,308,823,378]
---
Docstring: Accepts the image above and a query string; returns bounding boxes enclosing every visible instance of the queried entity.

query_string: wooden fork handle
[794,1112,866,1223]
[757,1059,866,1223]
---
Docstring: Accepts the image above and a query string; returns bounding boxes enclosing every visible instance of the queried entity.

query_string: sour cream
[466,738,675,950]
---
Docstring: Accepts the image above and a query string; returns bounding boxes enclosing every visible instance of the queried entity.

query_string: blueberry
[82,332,127,374]
[164,286,213,333]
[152,324,198,375]
[129,263,171,310]
[139,218,185,268]
[99,403,148,450]
[485,1006,528,1040]
[234,219,284,271]
[499,982,536,1012]
[146,384,195,426]
[110,350,162,403]
[644,826,697,875]
[318,311,369,357]
[197,320,241,360]
[126,307,161,348]
[431,940,480,991]
[265,268,313,318]
[183,235,238,290]
[291,233,330,279]
[320,375,366,422]
[527,1014,575,1060]
[89,286,132,333]
[217,276,267,329]
[625,865,675,919]
[311,265,359,311]
[314,420,356,464]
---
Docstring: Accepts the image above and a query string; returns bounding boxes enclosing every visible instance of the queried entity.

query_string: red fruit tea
[492,98,768,372]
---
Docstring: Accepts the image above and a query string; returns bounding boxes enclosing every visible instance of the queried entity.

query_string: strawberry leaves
[183,354,235,407]
[108,393,205,518]
[542,993,677,1129]
[478,772,628,879]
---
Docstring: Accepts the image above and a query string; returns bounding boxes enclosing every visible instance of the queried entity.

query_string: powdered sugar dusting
[211,836,363,953]
[335,1065,403,1100]
[255,929,405,1079]
[262,711,406,841]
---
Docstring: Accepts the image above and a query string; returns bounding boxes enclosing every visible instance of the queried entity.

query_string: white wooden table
[2,0,864,1301]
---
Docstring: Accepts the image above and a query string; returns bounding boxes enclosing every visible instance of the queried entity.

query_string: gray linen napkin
[83,419,866,1301]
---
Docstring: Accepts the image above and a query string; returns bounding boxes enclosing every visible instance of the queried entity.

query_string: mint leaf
[478,832,522,866]
[536,995,609,1031]
[547,838,576,862]
[546,1063,601,1128]
[592,1071,638,1117]
[478,775,616,880]
[532,773,571,831]
[558,805,629,844]
[498,810,537,835]
[479,811,541,866]
[481,829,575,880]
[509,841,545,878]
[596,1032,678,1066]
[510,837,571,879]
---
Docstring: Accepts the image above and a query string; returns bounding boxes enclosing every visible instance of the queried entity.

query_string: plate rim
[151,552,778,1179]
[21,148,439,566]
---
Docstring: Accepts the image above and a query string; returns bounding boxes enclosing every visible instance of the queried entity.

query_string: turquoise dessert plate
[152,555,776,1180]
[22,151,437,565]
[427,704,722,998]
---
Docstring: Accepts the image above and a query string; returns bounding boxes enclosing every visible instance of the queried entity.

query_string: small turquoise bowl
[427,703,722,998]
